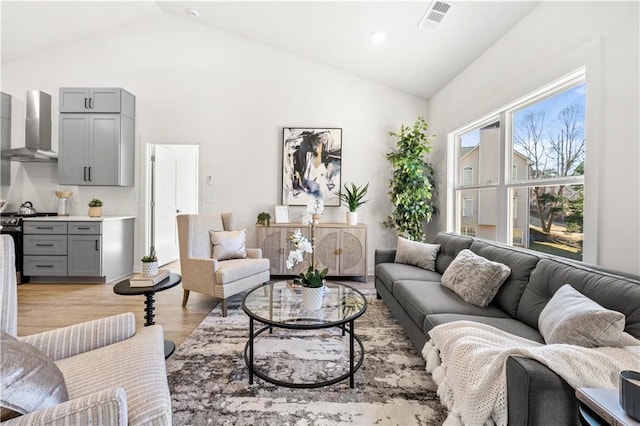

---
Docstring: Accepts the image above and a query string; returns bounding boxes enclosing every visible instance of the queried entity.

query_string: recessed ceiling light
[187,8,200,18]
[370,31,386,45]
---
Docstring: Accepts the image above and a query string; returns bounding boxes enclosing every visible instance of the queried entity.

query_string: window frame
[449,68,586,249]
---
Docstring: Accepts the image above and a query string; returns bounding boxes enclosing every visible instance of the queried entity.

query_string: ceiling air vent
[418,1,452,30]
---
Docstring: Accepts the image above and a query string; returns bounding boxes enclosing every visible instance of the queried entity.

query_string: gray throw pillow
[0,332,69,420]
[441,249,511,307]
[394,236,441,272]
[210,229,247,261]
[538,284,640,348]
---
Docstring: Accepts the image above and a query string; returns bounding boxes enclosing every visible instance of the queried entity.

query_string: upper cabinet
[58,88,135,186]
[1,92,11,185]
[59,88,134,116]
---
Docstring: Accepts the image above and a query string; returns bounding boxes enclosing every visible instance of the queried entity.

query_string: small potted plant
[88,198,103,217]
[257,212,271,227]
[141,249,158,277]
[335,182,369,225]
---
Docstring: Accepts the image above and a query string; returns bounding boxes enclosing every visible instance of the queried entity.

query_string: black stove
[1,211,58,283]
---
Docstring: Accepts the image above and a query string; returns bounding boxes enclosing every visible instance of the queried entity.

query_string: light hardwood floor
[16,261,220,347]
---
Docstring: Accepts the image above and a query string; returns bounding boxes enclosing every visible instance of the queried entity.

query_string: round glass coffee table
[242,281,367,389]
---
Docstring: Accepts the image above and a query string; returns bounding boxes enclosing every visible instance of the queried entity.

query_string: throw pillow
[394,236,441,272]
[441,249,511,308]
[0,332,69,420]
[538,284,640,347]
[210,229,247,261]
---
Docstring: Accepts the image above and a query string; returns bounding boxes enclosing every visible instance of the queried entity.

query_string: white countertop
[23,215,135,221]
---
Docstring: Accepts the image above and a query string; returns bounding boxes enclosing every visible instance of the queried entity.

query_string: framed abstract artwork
[282,127,342,206]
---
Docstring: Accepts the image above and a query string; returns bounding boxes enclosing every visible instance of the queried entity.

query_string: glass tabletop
[242,281,367,328]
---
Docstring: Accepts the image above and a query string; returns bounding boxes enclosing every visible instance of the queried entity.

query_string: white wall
[1,13,428,273]
[427,2,640,275]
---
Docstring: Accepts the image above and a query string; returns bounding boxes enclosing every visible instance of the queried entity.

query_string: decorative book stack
[129,269,170,287]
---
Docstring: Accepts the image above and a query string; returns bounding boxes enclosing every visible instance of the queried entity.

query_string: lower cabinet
[23,218,133,282]
[257,223,367,280]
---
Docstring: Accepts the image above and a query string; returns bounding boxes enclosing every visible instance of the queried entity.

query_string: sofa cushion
[434,232,474,274]
[1,332,69,420]
[538,284,639,347]
[424,314,544,343]
[517,258,640,339]
[375,263,442,294]
[394,280,510,332]
[470,240,541,317]
[55,325,171,425]
[210,229,247,261]
[441,249,511,308]
[394,237,440,271]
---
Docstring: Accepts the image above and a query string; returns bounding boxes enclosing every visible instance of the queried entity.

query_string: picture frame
[274,205,290,224]
[282,127,342,207]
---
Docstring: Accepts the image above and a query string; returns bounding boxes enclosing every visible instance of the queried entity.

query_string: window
[463,166,473,186]
[462,197,473,217]
[460,226,476,237]
[451,69,585,261]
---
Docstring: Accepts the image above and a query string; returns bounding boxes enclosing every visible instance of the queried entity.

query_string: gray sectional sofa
[375,232,640,426]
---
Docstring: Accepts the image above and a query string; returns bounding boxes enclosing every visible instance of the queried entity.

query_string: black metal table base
[244,318,364,389]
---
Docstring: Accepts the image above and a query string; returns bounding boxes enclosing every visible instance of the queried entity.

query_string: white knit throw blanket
[422,321,640,426]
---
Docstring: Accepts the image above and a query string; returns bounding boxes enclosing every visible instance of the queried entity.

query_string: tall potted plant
[383,116,437,241]
[335,182,369,225]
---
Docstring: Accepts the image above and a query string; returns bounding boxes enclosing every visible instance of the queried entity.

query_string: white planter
[346,211,358,225]
[301,286,324,311]
[142,261,159,277]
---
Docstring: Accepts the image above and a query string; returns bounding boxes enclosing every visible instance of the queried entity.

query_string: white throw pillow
[538,284,639,347]
[441,249,511,308]
[394,236,440,272]
[210,229,247,261]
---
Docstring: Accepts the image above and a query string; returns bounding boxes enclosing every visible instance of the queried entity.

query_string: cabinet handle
[35,226,54,230]
[89,97,93,109]
[77,227,91,230]
[95,240,99,251]
[84,166,88,181]
[279,248,284,254]
[36,264,54,268]
[335,248,343,255]
[36,243,54,247]
[88,167,92,181]
[84,98,88,109]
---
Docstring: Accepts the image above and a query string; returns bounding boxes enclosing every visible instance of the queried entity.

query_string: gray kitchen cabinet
[59,88,128,113]
[58,87,134,186]
[1,92,11,185]
[23,217,134,283]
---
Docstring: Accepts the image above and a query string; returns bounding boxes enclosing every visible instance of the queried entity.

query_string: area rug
[166,281,447,425]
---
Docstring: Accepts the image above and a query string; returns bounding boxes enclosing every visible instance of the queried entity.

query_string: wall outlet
[207,175,213,185]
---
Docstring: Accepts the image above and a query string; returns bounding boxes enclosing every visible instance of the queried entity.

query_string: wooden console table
[576,388,640,426]
[257,223,367,281]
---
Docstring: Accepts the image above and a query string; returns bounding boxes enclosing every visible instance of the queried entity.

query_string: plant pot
[142,261,159,277]
[88,206,102,217]
[346,211,358,225]
[301,286,324,311]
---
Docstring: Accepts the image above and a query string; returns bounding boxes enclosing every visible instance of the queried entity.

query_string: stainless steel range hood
[1,90,57,162]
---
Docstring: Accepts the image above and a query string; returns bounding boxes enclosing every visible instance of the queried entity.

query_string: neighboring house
[458,122,530,247]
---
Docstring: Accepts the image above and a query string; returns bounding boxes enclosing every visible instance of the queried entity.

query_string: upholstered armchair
[0,235,171,425]
[176,213,270,316]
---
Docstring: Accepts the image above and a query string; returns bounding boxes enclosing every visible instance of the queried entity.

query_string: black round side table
[113,273,182,358]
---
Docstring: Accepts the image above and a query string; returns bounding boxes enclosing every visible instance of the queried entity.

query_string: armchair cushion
[216,258,270,285]
[210,229,247,260]
[0,332,68,420]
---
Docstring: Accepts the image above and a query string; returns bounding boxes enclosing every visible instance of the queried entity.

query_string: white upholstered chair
[0,235,172,425]
[176,213,270,316]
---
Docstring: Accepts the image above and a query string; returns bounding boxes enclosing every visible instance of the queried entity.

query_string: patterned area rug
[166,281,447,425]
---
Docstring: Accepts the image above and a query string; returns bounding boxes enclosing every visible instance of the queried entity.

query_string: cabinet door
[88,115,120,185]
[68,235,102,276]
[58,114,89,185]
[339,228,367,276]
[258,226,286,275]
[59,88,91,112]
[314,227,340,275]
[88,88,121,113]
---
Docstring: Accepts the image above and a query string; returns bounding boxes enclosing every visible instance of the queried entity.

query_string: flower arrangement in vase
[287,228,328,310]
[301,198,324,225]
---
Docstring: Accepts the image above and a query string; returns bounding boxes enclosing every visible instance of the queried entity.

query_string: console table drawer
[23,235,68,255]
[24,256,68,276]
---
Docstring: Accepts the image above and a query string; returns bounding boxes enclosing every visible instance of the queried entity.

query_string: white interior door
[153,144,199,266]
